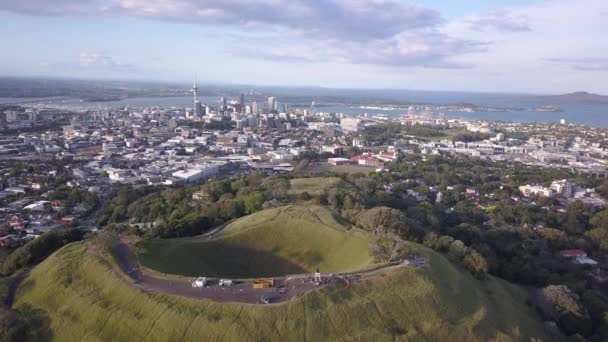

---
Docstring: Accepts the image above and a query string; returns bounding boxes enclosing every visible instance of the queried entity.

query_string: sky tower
[192,76,198,107]
[192,75,203,116]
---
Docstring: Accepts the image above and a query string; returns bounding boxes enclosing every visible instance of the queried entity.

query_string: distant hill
[530,91,608,104]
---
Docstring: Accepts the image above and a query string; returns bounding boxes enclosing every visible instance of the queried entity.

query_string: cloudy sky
[1,0,607,93]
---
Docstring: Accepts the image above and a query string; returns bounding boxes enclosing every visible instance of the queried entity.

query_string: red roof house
[559,249,587,258]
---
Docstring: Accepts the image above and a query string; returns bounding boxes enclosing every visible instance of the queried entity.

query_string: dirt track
[110,241,410,305]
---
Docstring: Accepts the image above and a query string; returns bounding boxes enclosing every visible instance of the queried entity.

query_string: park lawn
[288,177,353,195]
[138,205,374,278]
[329,163,378,174]
[15,240,553,341]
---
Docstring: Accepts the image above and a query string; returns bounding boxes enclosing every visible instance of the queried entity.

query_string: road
[109,240,411,305]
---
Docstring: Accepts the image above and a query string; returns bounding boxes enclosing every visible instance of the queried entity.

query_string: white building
[519,185,554,198]
[352,137,366,148]
[268,151,294,162]
[550,179,574,198]
[172,165,219,183]
[107,169,132,183]
[341,117,363,133]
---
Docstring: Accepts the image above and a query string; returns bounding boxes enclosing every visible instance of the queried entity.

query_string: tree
[586,227,608,253]
[1,229,85,276]
[342,194,354,210]
[261,177,289,200]
[590,209,608,229]
[298,192,312,201]
[542,285,593,336]
[369,233,411,263]
[422,232,441,250]
[242,193,264,214]
[463,251,488,279]
[563,201,593,235]
[0,306,52,341]
[448,240,467,259]
[356,207,409,236]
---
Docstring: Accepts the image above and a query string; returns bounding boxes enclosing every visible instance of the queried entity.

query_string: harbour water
[2,91,608,128]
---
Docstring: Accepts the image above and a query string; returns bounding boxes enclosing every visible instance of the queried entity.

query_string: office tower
[238,93,245,113]
[251,101,258,114]
[195,101,203,117]
[266,97,276,113]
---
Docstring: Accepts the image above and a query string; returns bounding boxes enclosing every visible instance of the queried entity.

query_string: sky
[0,0,607,94]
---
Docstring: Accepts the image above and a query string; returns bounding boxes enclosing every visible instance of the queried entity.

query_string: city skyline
[1,0,607,93]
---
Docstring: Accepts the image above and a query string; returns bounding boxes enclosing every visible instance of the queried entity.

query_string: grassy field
[296,163,378,176]
[288,177,354,195]
[138,206,374,278]
[15,240,554,341]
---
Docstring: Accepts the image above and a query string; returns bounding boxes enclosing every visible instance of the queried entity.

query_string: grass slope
[139,205,374,278]
[15,241,552,341]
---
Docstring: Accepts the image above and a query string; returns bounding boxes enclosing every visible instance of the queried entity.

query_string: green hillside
[15,240,553,341]
[138,205,374,278]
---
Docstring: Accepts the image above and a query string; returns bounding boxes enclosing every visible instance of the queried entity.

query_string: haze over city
[1,0,607,93]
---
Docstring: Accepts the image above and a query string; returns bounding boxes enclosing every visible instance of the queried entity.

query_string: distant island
[530,91,608,104]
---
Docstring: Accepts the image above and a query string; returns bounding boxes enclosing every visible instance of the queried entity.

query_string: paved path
[4,270,30,309]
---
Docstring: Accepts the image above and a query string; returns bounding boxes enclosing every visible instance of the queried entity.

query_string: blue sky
[1,0,607,94]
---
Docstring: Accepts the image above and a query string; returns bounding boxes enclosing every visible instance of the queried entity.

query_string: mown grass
[138,205,374,278]
[288,177,352,195]
[15,240,552,341]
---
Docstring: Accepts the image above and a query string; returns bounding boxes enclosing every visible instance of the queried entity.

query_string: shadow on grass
[142,243,310,278]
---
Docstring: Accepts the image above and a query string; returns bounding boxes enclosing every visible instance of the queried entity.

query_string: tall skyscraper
[239,93,246,113]
[251,101,258,114]
[220,96,227,115]
[195,101,203,117]
[266,97,276,113]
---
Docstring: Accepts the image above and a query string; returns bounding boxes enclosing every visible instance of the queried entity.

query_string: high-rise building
[195,101,203,117]
[237,93,246,113]
[251,101,258,114]
[266,97,276,113]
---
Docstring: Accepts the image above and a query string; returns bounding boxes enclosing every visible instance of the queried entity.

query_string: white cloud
[463,10,531,32]
[2,0,608,92]
[79,52,133,71]
[0,0,481,68]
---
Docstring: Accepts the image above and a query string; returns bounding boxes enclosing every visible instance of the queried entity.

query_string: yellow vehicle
[253,279,274,289]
